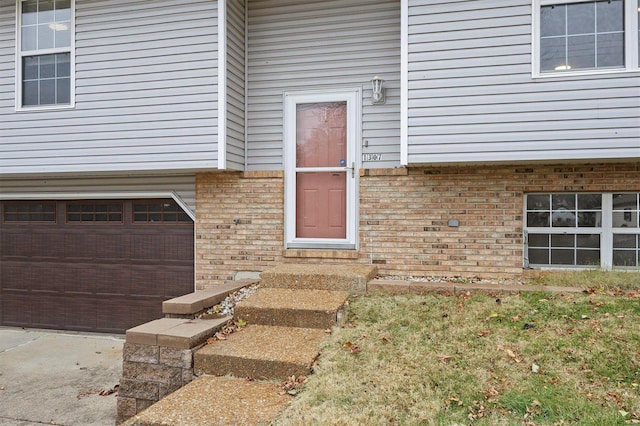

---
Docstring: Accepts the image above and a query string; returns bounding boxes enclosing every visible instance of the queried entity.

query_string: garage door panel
[0,199,194,334]
[65,296,98,331]
[95,267,131,296]
[1,291,31,327]
[97,298,133,333]
[64,233,97,259]
[64,266,97,295]
[31,294,65,329]
[31,231,60,258]
[2,231,31,257]
[95,233,131,260]
[31,263,66,293]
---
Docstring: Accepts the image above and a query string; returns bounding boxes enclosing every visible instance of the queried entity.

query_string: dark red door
[295,102,347,239]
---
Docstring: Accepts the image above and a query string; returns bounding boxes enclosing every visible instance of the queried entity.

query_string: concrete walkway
[0,328,124,426]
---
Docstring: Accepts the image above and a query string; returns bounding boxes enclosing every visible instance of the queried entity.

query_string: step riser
[194,354,313,380]
[235,306,346,329]
[259,264,377,292]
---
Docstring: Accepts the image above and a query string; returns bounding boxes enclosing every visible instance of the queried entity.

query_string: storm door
[284,90,360,249]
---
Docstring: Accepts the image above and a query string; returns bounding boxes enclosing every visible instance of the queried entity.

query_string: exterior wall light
[371,75,385,104]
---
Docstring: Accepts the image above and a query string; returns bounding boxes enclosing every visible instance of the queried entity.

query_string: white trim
[283,88,361,250]
[217,0,228,170]
[15,0,76,111]
[400,0,409,166]
[0,191,196,221]
[244,0,249,171]
[532,0,640,78]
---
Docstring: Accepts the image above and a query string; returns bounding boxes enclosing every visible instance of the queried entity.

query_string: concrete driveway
[0,328,124,426]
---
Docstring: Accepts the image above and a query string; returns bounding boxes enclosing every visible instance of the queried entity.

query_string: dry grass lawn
[275,278,640,425]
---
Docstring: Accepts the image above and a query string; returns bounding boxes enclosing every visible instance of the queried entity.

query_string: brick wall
[195,162,640,288]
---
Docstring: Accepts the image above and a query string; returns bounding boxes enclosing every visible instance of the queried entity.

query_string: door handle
[345,162,355,178]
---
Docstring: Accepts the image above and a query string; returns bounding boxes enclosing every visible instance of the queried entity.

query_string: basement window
[525,193,640,269]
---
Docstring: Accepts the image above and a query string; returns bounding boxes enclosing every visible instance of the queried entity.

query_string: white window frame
[532,0,640,78]
[524,193,640,270]
[15,0,76,111]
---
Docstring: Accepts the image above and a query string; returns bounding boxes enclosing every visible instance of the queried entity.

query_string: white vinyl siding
[0,0,219,175]
[246,0,401,170]
[0,174,197,213]
[406,0,640,165]
[225,0,246,170]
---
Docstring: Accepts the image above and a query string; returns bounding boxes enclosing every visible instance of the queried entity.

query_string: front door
[285,90,360,249]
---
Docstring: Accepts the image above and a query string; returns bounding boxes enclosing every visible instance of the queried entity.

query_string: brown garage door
[0,199,194,334]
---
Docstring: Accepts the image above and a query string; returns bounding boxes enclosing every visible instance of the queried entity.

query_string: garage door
[0,199,194,334]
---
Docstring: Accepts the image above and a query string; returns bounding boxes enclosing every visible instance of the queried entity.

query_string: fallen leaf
[506,349,516,359]
[477,329,491,338]
[380,336,390,344]
[437,354,453,363]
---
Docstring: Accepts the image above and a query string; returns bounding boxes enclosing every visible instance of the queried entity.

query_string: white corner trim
[400,0,409,166]
[217,0,228,170]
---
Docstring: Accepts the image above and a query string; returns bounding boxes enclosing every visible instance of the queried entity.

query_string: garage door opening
[0,199,194,334]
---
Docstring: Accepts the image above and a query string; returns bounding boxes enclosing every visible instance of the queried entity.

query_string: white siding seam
[217,0,228,170]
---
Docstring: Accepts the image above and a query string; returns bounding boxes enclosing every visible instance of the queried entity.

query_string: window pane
[54,25,71,48]
[23,80,39,106]
[541,5,566,37]
[613,212,638,228]
[527,194,550,210]
[577,234,599,248]
[567,1,595,35]
[613,193,637,209]
[576,249,600,265]
[552,234,574,248]
[528,212,550,227]
[23,56,39,80]
[529,248,550,265]
[578,212,599,227]
[552,209,576,227]
[528,234,549,247]
[541,37,567,71]
[40,54,55,78]
[39,79,55,104]
[38,0,55,22]
[578,194,601,210]
[21,26,37,51]
[613,250,637,267]
[597,33,624,68]
[22,0,38,25]
[614,234,637,248]
[552,194,575,210]
[568,35,596,69]
[37,23,54,49]
[596,0,623,32]
[57,78,70,104]
[56,53,70,77]
[551,249,574,265]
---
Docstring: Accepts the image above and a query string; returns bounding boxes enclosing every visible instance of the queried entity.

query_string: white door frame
[283,88,361,249]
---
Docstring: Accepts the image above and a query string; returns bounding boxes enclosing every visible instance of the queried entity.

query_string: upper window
[17,0,74,109]
[533,0,640,76]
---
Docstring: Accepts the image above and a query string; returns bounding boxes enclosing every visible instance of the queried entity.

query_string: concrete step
[122,375,291,426]
[260,263,377,292]
[235,287,349,329]
[194,324,326,380]
[162,279,258,318]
